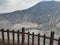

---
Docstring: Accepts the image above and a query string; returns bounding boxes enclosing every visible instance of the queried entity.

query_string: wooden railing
[0,27,60,45]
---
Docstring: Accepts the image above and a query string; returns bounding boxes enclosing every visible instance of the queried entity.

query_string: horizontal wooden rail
[0,28,60,45]
[0,29,59,41]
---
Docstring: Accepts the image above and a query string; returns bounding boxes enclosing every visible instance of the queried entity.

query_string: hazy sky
[0,0,60,13]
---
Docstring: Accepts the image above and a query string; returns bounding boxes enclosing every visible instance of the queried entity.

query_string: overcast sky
[0,0,60,13]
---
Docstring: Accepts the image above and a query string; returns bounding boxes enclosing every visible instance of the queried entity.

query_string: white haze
[0,20,60,37]
[0,0,60,13]
[0,0,42,13]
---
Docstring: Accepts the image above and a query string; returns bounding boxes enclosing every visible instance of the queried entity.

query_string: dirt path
[0,39,38,45]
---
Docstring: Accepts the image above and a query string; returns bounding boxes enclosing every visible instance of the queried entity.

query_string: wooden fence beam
[0,28,60,45]
[12,30,15,45]
[7,29,10,44]
[1,28,5,45]
[17,30,20,45]
[38,33,40,45]
[28,32,30,45]
[49,31,55,45]
[22,27,25,45]
[0,29,58,41]
[58,37,60,45]
[43,34,46,45]
[32,32,34,45]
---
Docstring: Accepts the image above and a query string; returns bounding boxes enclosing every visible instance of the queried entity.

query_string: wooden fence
[0,27,60,45]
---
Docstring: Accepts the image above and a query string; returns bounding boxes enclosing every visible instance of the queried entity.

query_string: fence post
[7,29,10,44]
[17,30,20,45]
[43,34,46,45]
[28,32,30,45]
[58,37,60,45]
[32,32,34,45]
[1,28,4,45]
[12,30,15,45]
[22,27,25,45]
[49,31,55,45]
[38,33,40,45]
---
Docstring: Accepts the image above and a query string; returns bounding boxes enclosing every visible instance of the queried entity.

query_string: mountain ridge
[0,1,60,30]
